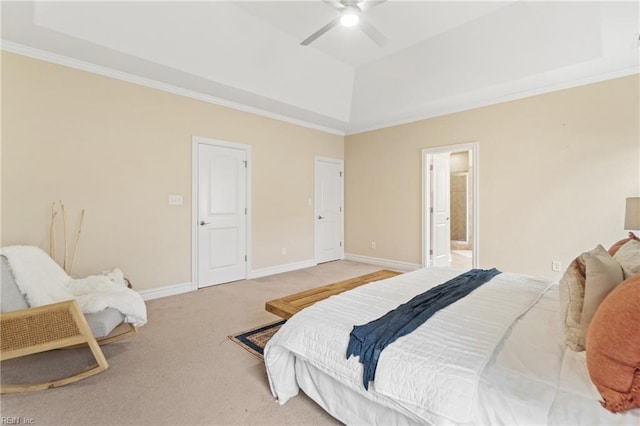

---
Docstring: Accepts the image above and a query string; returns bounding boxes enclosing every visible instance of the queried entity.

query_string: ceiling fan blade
[322,0,346,11]
[301,17,341,46]
[357,0,387,12]
[359,18,388,47]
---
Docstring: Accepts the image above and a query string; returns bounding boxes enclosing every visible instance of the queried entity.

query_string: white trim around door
[314,156,345,264]
[422,142,479,268]
[192,136,252,290]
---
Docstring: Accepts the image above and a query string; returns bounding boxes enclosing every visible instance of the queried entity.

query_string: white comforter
[264,267,640,425]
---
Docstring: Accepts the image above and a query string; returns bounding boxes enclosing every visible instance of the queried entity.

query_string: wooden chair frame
[0,300,108,393]
[63,322,137,350]
[97,322,137,346]
[93,276,137,345]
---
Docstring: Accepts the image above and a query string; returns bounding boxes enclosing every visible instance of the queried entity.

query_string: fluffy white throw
[1,246,147,327]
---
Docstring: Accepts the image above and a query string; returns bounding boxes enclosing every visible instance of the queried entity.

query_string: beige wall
[1,52,343,291]
[450,151,469,173]
[345,74,640,279]
[3,51,638,290]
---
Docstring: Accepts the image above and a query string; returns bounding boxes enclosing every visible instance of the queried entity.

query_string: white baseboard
[138,256,415,301]
[138,281,193,301]
[136,260,317,301]
[250,259,317,279]
[345,253,422,272]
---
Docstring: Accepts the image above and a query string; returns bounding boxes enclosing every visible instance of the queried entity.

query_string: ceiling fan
[300,0,388,47]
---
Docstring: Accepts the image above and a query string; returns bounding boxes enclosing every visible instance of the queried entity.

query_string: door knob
[200,220,210,226]
[318,215,324,220]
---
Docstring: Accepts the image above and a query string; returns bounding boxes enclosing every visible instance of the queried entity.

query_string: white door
[431,153,451,267]
[315,158,344,263]
[197,143,247,287]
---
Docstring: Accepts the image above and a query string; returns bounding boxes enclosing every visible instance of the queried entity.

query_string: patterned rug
[229,320,286,360]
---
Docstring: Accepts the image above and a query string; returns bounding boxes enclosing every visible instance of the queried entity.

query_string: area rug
[229,320,286,360]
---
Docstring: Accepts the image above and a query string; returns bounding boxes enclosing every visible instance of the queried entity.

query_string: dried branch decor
[49,201,85,276]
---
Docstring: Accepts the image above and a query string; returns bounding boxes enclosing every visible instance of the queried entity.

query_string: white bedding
[264,267,640,425]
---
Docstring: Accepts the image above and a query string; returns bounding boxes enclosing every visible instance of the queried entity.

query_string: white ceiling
[2,1,638,135]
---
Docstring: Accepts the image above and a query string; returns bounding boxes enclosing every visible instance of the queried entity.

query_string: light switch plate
[168,194,183,205]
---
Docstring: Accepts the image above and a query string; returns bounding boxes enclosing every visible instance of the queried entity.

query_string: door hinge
[339,171,343,177]
[430,165,433,171]
[339,206,342,213]
[243,160,247,168]
[429,249,433,255]
[245,255,247,262]
[245,207,247,215]
[340,241,342,247]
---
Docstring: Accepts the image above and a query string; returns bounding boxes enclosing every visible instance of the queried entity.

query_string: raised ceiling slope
[2,1,638,134]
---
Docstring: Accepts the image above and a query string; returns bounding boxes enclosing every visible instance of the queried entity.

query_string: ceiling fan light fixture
[340,7,360,27]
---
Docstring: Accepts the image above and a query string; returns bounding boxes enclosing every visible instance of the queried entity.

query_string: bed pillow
[560,245,624,351]
[559,251,587,351]
[580,245,624,337]
[613,239,640,279]
[586,274,640,413]
[608,232,639,256]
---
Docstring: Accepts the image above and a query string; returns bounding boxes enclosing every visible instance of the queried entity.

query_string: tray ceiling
[2,1,638,134]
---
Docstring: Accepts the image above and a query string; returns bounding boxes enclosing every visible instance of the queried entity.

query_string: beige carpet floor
[1,260,384,425]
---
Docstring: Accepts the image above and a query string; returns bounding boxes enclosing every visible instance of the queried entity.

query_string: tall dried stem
[60,200,68,272]
[49,202,58,260]
[68,209,85,277]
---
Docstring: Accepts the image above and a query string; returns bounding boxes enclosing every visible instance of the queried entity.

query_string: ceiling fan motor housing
[341,6,361,27]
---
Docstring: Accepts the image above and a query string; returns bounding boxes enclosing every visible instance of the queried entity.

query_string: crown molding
[346,65,639,135]
[4,40,637,138]
[1,40,345,136]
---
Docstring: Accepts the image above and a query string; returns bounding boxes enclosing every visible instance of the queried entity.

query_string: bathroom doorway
[422,142,478,270]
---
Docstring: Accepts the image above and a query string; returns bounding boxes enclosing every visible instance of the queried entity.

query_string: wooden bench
[265,270,401,319]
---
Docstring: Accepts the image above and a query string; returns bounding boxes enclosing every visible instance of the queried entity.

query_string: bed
[264,265,640,425]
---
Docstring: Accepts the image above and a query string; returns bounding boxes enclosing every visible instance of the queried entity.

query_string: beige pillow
[608,232,640,256]
[580,245,624,337]
[613,239,640,279]
[560,245,624,351]
[559,253,587,351]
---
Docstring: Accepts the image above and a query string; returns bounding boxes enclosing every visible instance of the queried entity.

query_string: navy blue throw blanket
[346,268,502,390]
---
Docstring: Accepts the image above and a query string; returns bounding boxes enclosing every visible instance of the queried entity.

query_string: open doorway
[422,143,478,270]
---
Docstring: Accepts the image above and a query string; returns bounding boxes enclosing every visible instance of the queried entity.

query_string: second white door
[431,153,451,266]
[315,158,344,264]
[197,142,248,287]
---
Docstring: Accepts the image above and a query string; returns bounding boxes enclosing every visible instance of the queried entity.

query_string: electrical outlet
[371,241,376,249]
[552,260,562,272]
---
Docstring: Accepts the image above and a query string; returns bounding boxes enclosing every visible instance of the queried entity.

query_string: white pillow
[613,239,640,279]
